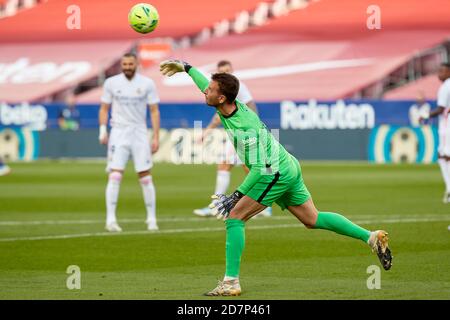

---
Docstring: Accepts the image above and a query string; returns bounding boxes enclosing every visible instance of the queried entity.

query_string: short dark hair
[441,62,450,69]
[123,52,137,59]
[211,73,240,103]
[217,60,232,68]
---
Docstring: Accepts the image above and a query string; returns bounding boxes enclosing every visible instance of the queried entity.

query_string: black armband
[232,190,244,200]
[182,61,192,73]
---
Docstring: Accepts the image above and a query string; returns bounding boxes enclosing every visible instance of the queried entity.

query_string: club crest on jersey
[136,88,142,95]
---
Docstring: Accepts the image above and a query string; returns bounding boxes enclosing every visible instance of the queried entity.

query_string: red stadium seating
[248,0,450,40]
[78,0,450,102]
[132,31,448,102]
[0,41,133,103]
[2,0,450,103]
[0,0,266,43]
[0,0,272,102]
[0,0,46,19]
[383,75,442,100]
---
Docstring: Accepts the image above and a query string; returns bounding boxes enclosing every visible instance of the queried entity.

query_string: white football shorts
[438,129,450,157]
[106,126,153,172]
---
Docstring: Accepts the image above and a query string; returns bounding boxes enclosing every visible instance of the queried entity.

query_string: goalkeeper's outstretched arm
[160,60,209,93]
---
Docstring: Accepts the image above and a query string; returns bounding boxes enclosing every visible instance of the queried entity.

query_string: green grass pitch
[0,161,449,299]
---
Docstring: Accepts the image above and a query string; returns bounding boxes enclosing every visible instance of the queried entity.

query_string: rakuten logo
[0,102,48,131]
[281,100,375,130]
[0,58,91,84]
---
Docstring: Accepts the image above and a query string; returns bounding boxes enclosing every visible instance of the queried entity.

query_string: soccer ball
[128,3,159,34]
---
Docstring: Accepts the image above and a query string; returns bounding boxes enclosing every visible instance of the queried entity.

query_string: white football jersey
[437,78,450,133]
[236,80,253,104]
[101,73,159,128]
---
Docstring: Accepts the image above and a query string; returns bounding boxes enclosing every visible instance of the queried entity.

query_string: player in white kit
[420,63,450,204]
[99,53,160,232]
[193,60,272,217]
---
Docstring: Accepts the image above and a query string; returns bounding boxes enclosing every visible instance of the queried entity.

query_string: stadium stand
[0,0,45,18]
[1,0,291,103]
[248,0,450,39]
[131,31,448,102]
[242,0,450,99]
[383,75,442,100]
[0,41,133,103]
[1,0,449,103]
[78,0,450,102]
[0,0,267,42]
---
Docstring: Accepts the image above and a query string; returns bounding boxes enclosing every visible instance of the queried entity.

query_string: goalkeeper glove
[209,190,244,220]
[159,59,192,77]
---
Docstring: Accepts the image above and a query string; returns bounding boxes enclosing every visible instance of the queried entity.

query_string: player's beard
[123,69,136,80]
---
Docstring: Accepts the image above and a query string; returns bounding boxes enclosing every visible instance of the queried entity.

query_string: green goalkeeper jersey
[188,67,296,195]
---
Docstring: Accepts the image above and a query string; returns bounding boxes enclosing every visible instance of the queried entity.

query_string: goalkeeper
[160,60,393,297]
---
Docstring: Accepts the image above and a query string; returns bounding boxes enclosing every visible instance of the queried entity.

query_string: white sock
[106,172,122,225]
[214,170,231,195]
[140,175,156,224]
[224,276,239,282]
[438,159,450,192]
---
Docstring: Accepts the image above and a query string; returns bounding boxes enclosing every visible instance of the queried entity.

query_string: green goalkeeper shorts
[246,155,311,210]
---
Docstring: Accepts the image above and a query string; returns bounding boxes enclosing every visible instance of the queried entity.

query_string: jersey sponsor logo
[166,128,278,166]
[114,95,147,108]
[242,136,257,146]
[281,99,375,130]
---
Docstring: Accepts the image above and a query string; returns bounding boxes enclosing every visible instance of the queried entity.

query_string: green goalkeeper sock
[225,219,245,278]
[314,212,370,243]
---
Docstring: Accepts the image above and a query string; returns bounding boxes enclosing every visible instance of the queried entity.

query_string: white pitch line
[0,216,449,242]
[0,217,205,226]
[0,216,291,226]
[0,214,444,226]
